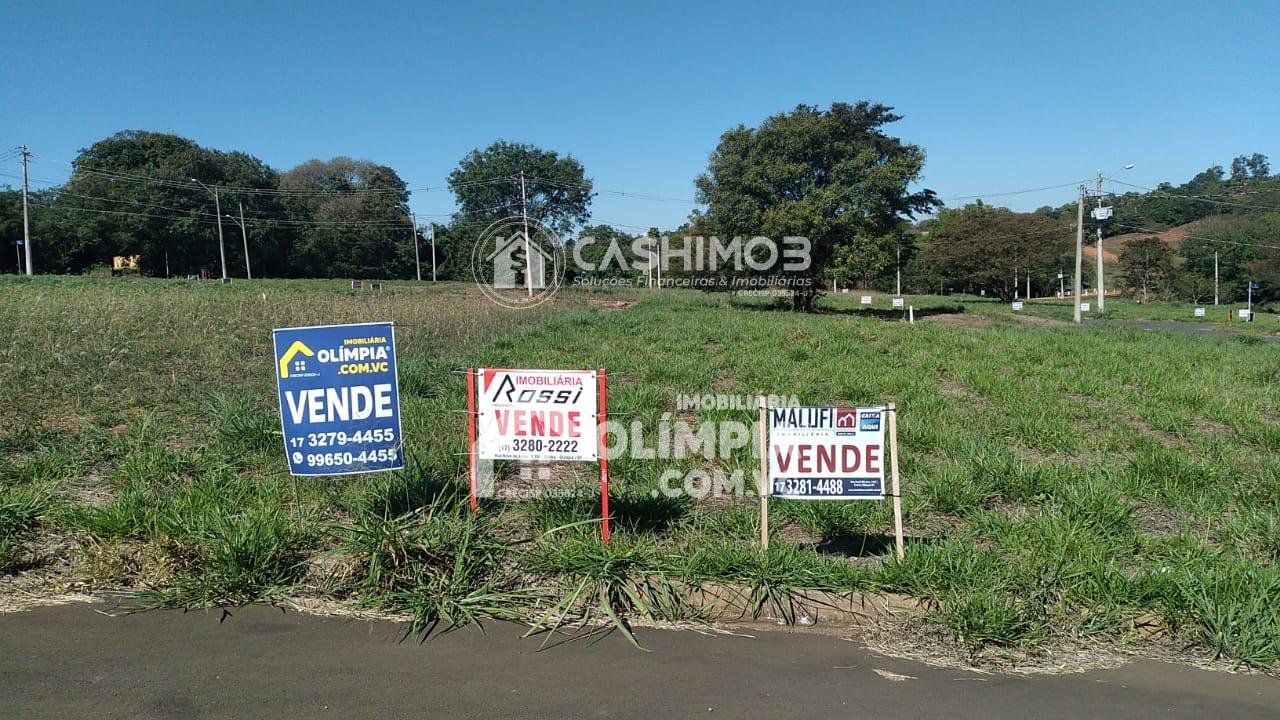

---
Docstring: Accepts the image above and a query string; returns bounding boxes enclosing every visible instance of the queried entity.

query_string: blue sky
[2,0,1277,230]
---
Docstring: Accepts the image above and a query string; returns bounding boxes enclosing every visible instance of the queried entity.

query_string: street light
[224,201,251,279]
[190,178,228,281]
[1092,164,1135,313]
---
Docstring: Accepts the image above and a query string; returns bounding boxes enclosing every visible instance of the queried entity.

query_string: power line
[943,179,1089,201]
[1111,222,1280,252]
[1106,178,1280,212]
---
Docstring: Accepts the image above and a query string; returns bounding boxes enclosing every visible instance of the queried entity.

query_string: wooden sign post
[887,403,905,561]
[761,401,906,560]
[758,396,769,550]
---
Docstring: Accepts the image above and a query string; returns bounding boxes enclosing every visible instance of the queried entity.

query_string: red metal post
[467,368,478,512]
[598,368,610,543]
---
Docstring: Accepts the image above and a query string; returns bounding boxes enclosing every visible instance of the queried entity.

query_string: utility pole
[519,172,532,297]
[407,210,421,282]
[191,178,227,281]
[895,243,902,296]
[20,145,32,275]
[1014,266,1019,300]
[428,223,437,281]
[1059,271,1065,299]
[1026,269,1030,300]
[1095,170,1106,312]
[225,202,252,279]
[1074,185,1085,324]
[1214,250,1219,305]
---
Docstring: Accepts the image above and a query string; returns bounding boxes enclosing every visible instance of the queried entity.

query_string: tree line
[2,118,1275,308]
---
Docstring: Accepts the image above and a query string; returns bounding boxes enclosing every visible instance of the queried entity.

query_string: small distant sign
[221,277,233,285]
[1012,301,1024,311]
[1081,302,1091,312]
[370,282,383,291]
[860,296,873,305]
[892,297,904,308]
[1250,281,1260,290]
[350,280,364,291]
[11,240,22,246]
[1194,307,1205,318]
[1239,308,1252,319]
[1091,206,1113,221]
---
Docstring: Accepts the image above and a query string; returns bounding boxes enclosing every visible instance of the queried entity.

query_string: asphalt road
[2,603,1277,719]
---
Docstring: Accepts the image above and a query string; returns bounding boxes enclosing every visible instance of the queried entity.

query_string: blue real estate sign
[272,322,404,476]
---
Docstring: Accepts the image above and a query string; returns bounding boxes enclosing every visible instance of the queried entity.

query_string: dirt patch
[597,300,633,311]
[918,314,993,330]
[1009,313,1071,328]
[939,378,989,408]
[1132,504,1184,538]
[1129,416,1190,449]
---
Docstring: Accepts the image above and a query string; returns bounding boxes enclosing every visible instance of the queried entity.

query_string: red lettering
[817,445,836,473]
[865,444,881,474]
[842,445,862,472]
[773,446,794,472]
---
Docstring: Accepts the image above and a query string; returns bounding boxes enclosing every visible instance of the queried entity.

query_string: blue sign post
[272,322,404,476]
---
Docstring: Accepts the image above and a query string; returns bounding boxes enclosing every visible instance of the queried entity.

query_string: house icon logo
[486,231,551,290]
[835,408,858,430]
[278,340,314,379]
[470,216,564,309]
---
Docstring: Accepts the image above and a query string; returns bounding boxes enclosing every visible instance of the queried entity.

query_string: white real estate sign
[1081,302,1091,312]
[860,295,873,305]
[1194,307,1205,317]
[892,297,904,308]
[1012,301,1024,311]
[476,368,598,462]
[768,406,886,500]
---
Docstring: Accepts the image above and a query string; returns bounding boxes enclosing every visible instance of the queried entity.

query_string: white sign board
[1080,302,1091,312]
[1090,206,1113,220]
[476,368,598,462]
[1012,301,1024,311]
[892,297,904,308]
[860,295,873,305]
[768,407,886,499]
[1194,307,1205,317]
[1239,308,1251,319]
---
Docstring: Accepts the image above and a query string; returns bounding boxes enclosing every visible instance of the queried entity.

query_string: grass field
[2,275,1279,668]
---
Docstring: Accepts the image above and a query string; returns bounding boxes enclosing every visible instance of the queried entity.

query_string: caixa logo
[859,411,881,432]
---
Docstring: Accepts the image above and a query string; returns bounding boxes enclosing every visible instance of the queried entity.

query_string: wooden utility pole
[429,222,437,281]
[1074,185,1085,323]
[519,172,532,297]
[238,202,251,280]
[1214,250,1219,305]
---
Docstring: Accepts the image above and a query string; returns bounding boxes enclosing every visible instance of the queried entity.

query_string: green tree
[694,102,938,310]
[448,141,593,239]
[1118,236,1175,302]
[280,157,411,279]
[921,205,1072,300]
[50,131,288,277]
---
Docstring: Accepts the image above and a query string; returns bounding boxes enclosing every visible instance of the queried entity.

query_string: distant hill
[1083,218,1213,264]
